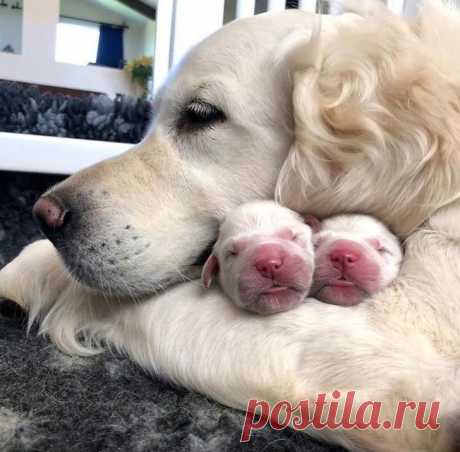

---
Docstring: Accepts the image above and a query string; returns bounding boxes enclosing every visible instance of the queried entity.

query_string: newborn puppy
[309,214,402,306]
[202,201,314,315]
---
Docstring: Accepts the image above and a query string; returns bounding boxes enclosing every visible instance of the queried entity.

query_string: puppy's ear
[304,215,322,234]
[201,254,219,289]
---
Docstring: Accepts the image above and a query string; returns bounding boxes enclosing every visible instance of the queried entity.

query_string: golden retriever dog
[2,1,460,450]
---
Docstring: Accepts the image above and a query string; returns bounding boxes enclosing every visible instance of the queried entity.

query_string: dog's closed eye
[177,99,226,132]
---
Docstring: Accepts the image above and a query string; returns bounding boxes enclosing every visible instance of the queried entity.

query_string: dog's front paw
[0,240,66,309]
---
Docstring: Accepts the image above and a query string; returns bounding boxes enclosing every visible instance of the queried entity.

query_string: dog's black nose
[33,196,68,237]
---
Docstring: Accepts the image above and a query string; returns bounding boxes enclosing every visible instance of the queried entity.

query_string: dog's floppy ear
[274,16,343,207]
[275,8,460,237]
[201,254,219,289]
[275,18,322,75]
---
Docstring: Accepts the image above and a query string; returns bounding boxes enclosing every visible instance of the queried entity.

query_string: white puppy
[201,201,315,315]
[202,202,402,314]
[309,214,403,306]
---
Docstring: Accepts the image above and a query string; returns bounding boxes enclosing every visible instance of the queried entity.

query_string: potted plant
[125,56,153,99]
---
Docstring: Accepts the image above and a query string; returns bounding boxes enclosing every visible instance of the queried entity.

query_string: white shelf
[0,132,132,175]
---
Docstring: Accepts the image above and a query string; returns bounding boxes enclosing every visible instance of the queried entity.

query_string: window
[55,20,100,66]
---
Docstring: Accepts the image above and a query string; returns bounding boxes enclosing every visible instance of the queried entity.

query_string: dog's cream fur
[2,1,460,450]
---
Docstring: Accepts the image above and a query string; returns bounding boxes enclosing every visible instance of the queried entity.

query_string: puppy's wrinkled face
[310,214,402,306]
[202,201,314,315]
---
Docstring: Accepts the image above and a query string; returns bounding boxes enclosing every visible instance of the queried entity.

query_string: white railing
[0,0,409,175]
[268,0,288,11]
[236,0,256,18]
[0,132,130,174]
[153,0,407,94]
[299,0,318,13]
[387,0,406,15]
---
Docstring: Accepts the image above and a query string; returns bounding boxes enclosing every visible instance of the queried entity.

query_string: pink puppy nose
[254,244,285,279]
[329,240,362,270]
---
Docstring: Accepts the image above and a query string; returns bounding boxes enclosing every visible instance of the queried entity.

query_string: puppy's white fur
[203,200,314,313]
[312,214,403,301]
[2,1,460,450]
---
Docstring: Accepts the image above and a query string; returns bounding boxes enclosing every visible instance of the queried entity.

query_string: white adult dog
[2,1,460,450]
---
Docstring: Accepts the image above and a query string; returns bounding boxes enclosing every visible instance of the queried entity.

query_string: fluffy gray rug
[0,171,344,452]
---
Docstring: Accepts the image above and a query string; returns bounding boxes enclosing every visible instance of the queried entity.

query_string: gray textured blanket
[0,171,343,452]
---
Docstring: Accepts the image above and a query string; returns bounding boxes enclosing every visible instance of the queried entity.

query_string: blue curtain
[96,24,124,69]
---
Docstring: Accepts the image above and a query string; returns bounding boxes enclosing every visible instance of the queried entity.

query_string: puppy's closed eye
[369,238,392,256]
[225,246,238,260]
[177,99,226,132]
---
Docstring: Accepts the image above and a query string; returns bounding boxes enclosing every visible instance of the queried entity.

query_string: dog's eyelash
[177,99,226,132]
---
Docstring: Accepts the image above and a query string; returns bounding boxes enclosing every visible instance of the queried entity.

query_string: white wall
[60,0,154,62]
[0,5,23,54]
[61,0,127,24]
[0,0,142,95]
[143,20,156,57]
[125,24,147,61]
